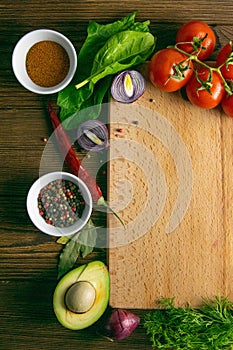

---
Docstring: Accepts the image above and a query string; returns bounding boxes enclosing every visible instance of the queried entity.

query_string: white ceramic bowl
[12,29,77,94]
[26,172,93,236]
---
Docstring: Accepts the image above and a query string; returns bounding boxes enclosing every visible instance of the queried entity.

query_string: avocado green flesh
[53,261,110,330]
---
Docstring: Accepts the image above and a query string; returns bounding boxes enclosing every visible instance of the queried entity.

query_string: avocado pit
[53,261,110,330]
[65,281,96,314]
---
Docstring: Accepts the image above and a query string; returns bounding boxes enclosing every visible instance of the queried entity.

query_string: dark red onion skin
[105,309,140,340]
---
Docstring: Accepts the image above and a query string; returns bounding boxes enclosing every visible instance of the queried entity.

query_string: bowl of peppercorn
[26,172,93,237]
[12,29,77,94]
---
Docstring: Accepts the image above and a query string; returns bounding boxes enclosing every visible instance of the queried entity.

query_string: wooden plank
[2,0,233,24]
[108,64,233,308]
[1,2,233,349]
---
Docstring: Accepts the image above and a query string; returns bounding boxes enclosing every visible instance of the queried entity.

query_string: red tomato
[216,42,233,80]
[186,67,225,109]
[176,21,216,61]
[221,94,233,117]
[148,48,193,92]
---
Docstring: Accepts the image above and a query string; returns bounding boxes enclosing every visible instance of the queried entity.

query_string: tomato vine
[171,41,233,96]
[148,20,233,117]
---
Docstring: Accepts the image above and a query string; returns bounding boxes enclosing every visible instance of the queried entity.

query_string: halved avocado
[53,261,110,330]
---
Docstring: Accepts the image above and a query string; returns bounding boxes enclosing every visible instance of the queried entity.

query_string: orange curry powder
[26,40,70,87]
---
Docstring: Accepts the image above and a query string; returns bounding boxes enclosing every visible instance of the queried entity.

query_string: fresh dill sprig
[143,296,233,349]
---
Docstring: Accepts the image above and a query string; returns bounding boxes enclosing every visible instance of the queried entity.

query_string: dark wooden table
[1,1,233,349]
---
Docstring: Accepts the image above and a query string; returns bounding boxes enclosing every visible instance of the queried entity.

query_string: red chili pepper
[48,102,125,227]
[48,101,102,202]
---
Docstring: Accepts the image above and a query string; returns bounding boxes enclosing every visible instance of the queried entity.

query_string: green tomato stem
[172,42,233,96]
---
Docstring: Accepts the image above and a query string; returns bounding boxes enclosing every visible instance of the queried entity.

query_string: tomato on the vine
[186,67,225,109]
[221,94,233,118]
[148,48,193,92]
[176,21,216,61]
[216,42,233,80]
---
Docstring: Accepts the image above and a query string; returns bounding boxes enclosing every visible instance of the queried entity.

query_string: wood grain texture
[108,64,233,308]
[1,1,233,348]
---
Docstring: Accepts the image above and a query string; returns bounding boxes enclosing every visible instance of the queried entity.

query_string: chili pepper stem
[97,196,126,228]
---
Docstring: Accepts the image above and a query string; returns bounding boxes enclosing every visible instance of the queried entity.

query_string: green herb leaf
[75,30,155,89]
[57,11,141,120]
[57,239,81,280]
[57,11,156,129]
[144,296,233,349]
[57,219,97,279]
[77,10,139,81]
[60,76,112,130]
[78,220,98,258]
[56,235,70,245]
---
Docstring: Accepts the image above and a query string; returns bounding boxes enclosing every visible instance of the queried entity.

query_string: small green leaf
[57,239,81,279]
[56,235,71,245]
[75,220,98,258]
[57,219,98,279]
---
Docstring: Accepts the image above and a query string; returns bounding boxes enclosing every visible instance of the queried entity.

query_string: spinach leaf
[77,10,139,81]
[60,76,112,129]
[57,11,156,129]
[58,10,141,114]
[81,30,155,87]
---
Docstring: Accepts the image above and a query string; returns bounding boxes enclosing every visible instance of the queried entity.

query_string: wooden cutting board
[108,64,233,309]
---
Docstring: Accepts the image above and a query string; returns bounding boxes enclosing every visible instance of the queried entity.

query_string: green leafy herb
[143,297,233,349]
[57,11,156,129]
[57,219,98,279]
[75,30,155,89]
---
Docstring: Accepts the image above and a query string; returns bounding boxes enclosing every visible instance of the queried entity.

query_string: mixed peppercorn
[37,179,85,228]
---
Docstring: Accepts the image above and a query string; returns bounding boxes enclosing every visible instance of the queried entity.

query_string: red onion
[111,70,146,103]
[76,119,109,151]
[105,309,140,340]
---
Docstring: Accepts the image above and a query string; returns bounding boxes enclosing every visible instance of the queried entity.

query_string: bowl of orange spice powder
[12,29,77,94]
